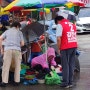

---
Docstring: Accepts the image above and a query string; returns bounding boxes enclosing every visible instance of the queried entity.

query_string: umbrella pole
[12,11,14,22]
[42,4,48,62]
[31,11,32,18]
[0,0,2,15]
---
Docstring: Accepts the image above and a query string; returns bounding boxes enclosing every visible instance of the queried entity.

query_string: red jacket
[58,19,77,50]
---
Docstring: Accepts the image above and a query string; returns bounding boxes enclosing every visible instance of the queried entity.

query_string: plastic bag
[45,70,61,85]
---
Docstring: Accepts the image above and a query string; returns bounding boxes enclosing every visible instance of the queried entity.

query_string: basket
[38,79,45,84]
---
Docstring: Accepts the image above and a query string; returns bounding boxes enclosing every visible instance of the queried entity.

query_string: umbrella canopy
[21,22,48,43]
[0,7,9,15]
[57,9,78,23]
[6,0,14,3]
[65,2,75,8]
[15,0,68,8]
[9,6,23,12]
[68,0,85,7]
[3,0,23,11]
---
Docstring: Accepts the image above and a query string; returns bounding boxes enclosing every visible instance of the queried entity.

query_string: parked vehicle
[76,8,90,33]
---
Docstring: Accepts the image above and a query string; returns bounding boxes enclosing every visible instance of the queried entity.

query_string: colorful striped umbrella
[15,0,68,8]
[3,0,23,11]
[0,7,9,15]
[68,0,85,7]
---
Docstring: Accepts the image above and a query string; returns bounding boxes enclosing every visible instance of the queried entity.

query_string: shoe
[69,84,73,88]
[60,84,69,88]
[64,85,70,88]
[12,82,20,86]
[0,82,7,87]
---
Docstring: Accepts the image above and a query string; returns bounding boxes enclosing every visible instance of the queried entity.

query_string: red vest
[59,19,77,50]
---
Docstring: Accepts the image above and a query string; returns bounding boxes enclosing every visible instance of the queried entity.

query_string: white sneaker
[69,84,73,88]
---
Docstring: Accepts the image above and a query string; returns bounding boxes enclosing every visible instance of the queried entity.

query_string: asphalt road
[75,33,90,90]
[77,33,90,51]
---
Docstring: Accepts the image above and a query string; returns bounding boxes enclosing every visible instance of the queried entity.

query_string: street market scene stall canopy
[0,7,9,15]
[3,0,85,12]
[14,0,68,8]
[68,0,85,7]
[3,0,23,11]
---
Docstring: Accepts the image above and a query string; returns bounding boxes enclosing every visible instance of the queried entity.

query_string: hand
[51,66,55,70]
[58,50,60,55]
[50,71,53,76]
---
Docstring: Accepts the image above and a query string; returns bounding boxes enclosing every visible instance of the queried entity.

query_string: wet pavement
[0,51,88,90]
[0,34,90,90]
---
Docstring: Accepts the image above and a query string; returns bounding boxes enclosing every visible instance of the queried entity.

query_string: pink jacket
[31,47,56,69]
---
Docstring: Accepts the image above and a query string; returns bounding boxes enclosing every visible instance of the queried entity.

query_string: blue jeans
[60,48,76,85]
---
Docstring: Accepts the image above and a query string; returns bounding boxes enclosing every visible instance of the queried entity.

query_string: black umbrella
[21,22,48,44]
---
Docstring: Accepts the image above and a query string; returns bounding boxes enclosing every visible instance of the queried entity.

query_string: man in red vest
[55,16,77,88]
